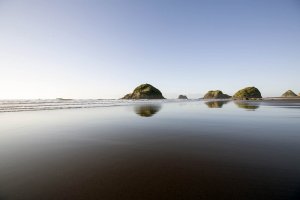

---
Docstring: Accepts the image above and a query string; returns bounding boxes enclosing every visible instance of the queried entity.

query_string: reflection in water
[235,101,260,110]
[134,104,162,117]
[205,101,229,108]
[0,102,300,199]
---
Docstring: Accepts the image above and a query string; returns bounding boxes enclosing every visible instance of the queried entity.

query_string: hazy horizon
[0,0,299,99]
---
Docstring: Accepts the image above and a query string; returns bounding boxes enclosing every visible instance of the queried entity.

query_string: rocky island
[178,95,188,99]
[122,84,165,99]
[232,87,262,100]
[203,90,231,99]
[281,90,297,97]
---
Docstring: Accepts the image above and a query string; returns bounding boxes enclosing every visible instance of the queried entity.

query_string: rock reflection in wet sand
[134,104,161,117]
[234,101,260,110]
[205,101,229,108]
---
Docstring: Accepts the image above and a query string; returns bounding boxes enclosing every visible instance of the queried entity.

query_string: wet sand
[0,100,299,199]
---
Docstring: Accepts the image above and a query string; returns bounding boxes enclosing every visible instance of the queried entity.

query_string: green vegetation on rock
[178,95,188,99]
[122,84,165,99]
[203,90,231,99]
[232,87,262,100]
[281,90,297,97]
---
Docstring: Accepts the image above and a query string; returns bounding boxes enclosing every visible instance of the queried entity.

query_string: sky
[0,0,299,99]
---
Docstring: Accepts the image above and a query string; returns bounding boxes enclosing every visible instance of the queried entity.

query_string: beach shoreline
[0,100,299,199]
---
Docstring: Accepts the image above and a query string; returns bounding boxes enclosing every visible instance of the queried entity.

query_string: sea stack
[281,90,297,97]
[121,84,165,99]
[203,90,231,99]
[178,95,188,99]
[232,87,262,100]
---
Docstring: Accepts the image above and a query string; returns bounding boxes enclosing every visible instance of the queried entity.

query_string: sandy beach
[0,100,299,200]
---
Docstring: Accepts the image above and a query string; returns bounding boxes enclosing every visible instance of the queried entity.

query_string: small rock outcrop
[281,90,297,97]
[178,95,188,99]
[121,84,165,99]
[203,90,231,99]
[232,87,262,100]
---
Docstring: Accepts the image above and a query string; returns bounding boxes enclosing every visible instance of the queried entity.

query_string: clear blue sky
[0,0,299,99]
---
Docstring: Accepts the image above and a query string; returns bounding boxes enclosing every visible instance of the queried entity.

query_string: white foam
[0,99,182,112]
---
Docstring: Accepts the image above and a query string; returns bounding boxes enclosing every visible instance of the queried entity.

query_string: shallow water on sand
[0,100,299,200]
